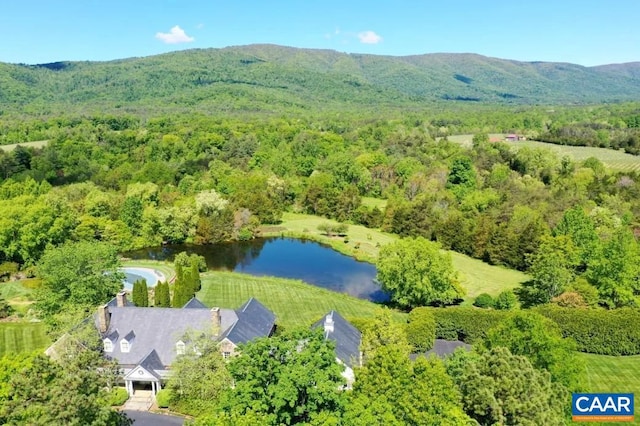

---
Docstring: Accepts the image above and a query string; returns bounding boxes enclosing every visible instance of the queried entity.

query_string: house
[505,133,525,141]
[312,311,362,387]
[95,292,275,396]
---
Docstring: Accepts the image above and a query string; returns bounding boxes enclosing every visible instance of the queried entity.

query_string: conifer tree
[154,281,170,307]
[132,279,148,307]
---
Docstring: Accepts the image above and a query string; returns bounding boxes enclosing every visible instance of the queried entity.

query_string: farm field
[446,134,640,172]
[262,212,528,302]
[197,270,403,328]
[0,322,48,357]
[0,140,49,152]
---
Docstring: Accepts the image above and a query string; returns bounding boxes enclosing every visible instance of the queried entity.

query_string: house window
[222,351,231,359]
[120,339,130,353]
[103,339,113,353]
[176,341,185,355]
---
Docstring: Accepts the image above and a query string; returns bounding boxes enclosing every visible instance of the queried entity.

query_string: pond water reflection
[124,237,388,302]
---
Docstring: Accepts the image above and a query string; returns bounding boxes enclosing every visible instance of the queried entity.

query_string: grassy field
[581,353,640,396]
[0,322,48,357]
[262,212,528,303]
[0,140,49,152]
[446,134,640,172]
[197,270,403,328]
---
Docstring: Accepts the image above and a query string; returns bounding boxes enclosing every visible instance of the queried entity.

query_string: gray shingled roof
[138,350,164,380]
[410,339,471,361]
[182,298,208,309]
[97,306,237,367]
[221,298,276,345]
[312,311,362,368]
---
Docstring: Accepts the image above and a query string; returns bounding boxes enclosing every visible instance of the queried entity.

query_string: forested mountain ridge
[1,44,640,114]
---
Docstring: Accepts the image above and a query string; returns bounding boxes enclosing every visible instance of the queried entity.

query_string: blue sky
[1,0,638,66]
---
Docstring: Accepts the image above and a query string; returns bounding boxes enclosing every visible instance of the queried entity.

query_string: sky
[1,0,638,66]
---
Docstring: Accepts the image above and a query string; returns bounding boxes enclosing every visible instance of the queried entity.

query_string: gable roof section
[221,298,276,345]
[312,311,362,368]
[97,306,237,367]
[182,297,208,309]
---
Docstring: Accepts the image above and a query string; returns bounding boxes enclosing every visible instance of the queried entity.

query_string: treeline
[0,112,639,305]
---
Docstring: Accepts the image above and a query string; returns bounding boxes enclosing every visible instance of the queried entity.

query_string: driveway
[123,411,186,426]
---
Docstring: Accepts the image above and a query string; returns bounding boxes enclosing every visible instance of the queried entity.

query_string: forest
[1,45,640,425]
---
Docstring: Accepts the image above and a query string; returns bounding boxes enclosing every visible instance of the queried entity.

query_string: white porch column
[152,381,156,394]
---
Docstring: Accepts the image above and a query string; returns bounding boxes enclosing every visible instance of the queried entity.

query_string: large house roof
[97,305,237,367]
[312,311,361,368]
[221,298,276,345]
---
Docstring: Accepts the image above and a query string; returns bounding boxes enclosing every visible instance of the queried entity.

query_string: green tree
[586,227,640,308]
[483,311,584,391]
[35,241,123,321]
[405,307,436,352]
[517,235,580,306]
[0,339,130,426]
[131,279,148,307]
[154,281,171,307]
[345,344,470,425]
[221,328,346,425]
[167,335,232,416]
[377,237,464,308]
[553,206,599,271]
[119,196,144,234]
[446,347,567,425]
[360,309,409,363]
[494,290,518,310]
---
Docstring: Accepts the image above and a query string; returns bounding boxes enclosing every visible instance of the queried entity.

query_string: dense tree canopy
[35,241,123,321]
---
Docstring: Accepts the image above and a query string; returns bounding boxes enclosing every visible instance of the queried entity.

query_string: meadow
[447,134,640,172]
[0,140,49,152]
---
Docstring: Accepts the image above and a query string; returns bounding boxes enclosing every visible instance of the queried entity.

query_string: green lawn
[581,353,640,396]
[0,322,49,357]
[263,212,528,303]
[197,270,402,328]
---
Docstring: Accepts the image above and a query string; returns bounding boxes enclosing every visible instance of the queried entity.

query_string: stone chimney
[98,304,110,333]
[116,291,127,307]
[211,307,221,333]
[324,312,334,333]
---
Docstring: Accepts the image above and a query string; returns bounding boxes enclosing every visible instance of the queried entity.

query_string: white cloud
[357,30,382,44]
[155,26,195,44]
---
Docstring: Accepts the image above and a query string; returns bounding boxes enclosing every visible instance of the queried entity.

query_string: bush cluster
[107,387,129,406]
[405,307,436,352]
[535,306,640,355]
[431,308,512,343]
[155,389,173,408]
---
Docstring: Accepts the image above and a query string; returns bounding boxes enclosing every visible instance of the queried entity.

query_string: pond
[124,237,388,302]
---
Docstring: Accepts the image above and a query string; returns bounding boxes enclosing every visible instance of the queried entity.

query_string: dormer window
[176,340,186,355]
[103,339,113,353]
[120,339,130,353]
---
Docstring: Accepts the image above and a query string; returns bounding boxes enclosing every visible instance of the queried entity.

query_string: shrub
[107,387,129,406]
[494,290,518,310]
[155,389,173,408]
[473,293,494,309]
[406,307,436,352]
[431,308,512,343]
[535,305,640,355]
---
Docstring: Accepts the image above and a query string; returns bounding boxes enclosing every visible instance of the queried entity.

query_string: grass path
[0,322,48,356]
[262,212,528,303]
[197,270,402,328]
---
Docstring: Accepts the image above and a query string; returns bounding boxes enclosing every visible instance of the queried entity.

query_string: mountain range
[1,44,639,114]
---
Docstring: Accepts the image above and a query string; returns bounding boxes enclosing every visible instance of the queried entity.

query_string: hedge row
[534,306,640,356]
[430,308,512,344]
